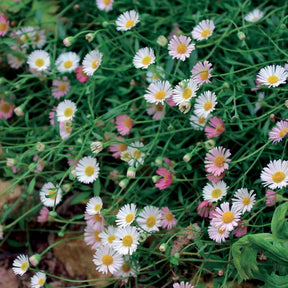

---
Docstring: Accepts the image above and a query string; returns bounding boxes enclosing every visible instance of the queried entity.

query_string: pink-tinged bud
[119,178,129,188]
[265,190,276,207]
[37,207,49,223]
[14,106,24,117]
[126,167,136,178]
[6,158,16,167]
[179,101,191,114]
[29,254,41,266]
[90,141,103,154]
[63,36,74,47]
[183,152,192,163]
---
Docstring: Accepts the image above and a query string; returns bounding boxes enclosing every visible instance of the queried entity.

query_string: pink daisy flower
[116,114,133,135]
[51,77,70,99]
[84,226,103,250]
[0,13,9,37]
[146,103,165,120]
[108,136,128,159]
[211,202,241,232]
[205,116,225,138]
[167,96,177,107]
[206,171,225,183]
[197,200,215,218]
[160,207,177,230]
[191,60,213,86]
[192,19,215,41]
[49,106,57,126]
[85,212,105,230]
[37,206,49,223]
[33,154,45,174]
[0,100,13,120]
[233,221,247,238]
[269,120,288,143]
[173,281,194,288]
[96,0,114,11]
[168,35,195,61]
[251,75,263,91]
[74,65,89,83]
[208,224,230,243]
[265,190,276,207]
[204,146,231,176]
[155,167,172,190]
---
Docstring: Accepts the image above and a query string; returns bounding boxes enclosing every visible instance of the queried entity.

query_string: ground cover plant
[0,0,288,287]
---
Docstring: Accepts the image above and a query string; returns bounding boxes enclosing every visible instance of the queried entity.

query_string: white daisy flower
[96,0,114,11]
[31,271,46,288]
[82,50,103,76]
[133,47,155,69]
[192,19,215,41]
[7,53,25,69]
[127,141,145,168]
[244,9,264,22]
[189,114,207,130]
[27,50,50,72]
[172,79,199,105]
[113,256,138,281]
[260,159,288,189]
[257,65,288,88]
[93,246,124,274]
[137,205,161,232]
[116,203,137,227]
[194,90,217,118]
[99,226,117,247]
[86,196,103,215]
[113,226,140,255]
[168,35,195,61]
[144,80,173,105]
[75,156,100,184]
[202,181,228,203]
[232,188,256,213]
[84,226,102,250]
[116,10,139,31]
[208,225,230,243]
[55,52,80,73]
[12,254,29,276]
[146,66,165,83]
[40,182,62,207]
[56,100,77,122]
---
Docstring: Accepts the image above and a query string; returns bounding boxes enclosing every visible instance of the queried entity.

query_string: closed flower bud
[159,243,167,252]
[14,106,24,117]
[156,35,168,46]
[119,178,129,188]
[183,153,192,163]
[90,141,103,154]
[155,156,163,166]
[179,102,191,114]
[29,254,41,266]
[204,139,216,150]
[62,183,71,193]
[49,211,58,218]
[127,167,136,178]
[237,31,246,40]
[152,175,161,183]
[63,37,74,47]
[85,33,94,42]
[6,158,16,167]
[36,142,45,151]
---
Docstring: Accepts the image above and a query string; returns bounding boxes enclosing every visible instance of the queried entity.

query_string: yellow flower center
[218,228,225,234]
[200,69,209,80]
[34,33,40,42]
[182,88,192,99]
[103,0,111,5]
[251,17,259,22]
[242,197,251,206]
[211,188,222,199]
[125,20,135,29]
[0,23,8,32]
[0,103,11,114]
[108,235,116,243]
[222,211,234,223]
[155,91,166,100]
[155,103,164,112]
[272,171,285,183]
[165,213,174,222]
[267,75,279,84]
[48,190,56,200]
[102,255,113,266]
[94,204,101,212]
[133,149,141,159]
[59,83,67,92]
[38,278,45,285]
[85,165,95,176]
[94,213,102,222]
[176,44,187,54]
[20,262,28,271]
[142,56,152,66]
[35,58,44,67]
[215,125,224,133]
[124,117,132,128]
[92,59,100,69]
[125,213,134,223]
[64,60,73,69]
[201,29,211,38]
[119,143,127,152]
[21,35,27,42]
[121,263,131,273]
[198,117,206,124]
[214,156,225,168]
[122,235,133,247]
[146,216,156,228]
[152,73,159,80]
[94,231,101,242]
[64,107,73,117]
[204,101,213,111]
[279,128,288,138]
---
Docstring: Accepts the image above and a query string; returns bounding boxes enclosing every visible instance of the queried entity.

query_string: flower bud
[204,139,216,150]
[62,183,71,193]
[237,31,246,40]
[222,82,230,89]
[183,153,192,163]
[49,211,58,218]
[29,254,41,266]
[152,175,161,183]
[156,35,168,46]
[179,102,191,114]
[119,178,129,188]
[85,33,94,42]
[6,158,16,167]
[285,100,288,108]
[36,142,45,152]
[155,156,163,166]
[63,36,74,47]
[91,141,103,154]
[139,233,148,242]
[127,167,136,178]
[159,243,167,252]
[14,106,24,117]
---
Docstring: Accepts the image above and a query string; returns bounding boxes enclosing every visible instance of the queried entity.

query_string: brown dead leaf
[0,268,20,288]
[0,179,22,210]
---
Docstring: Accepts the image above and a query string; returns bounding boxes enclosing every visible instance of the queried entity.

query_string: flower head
[192,19,215,41]
[40,182,62,207]
[232,188,256,213]
[127,141,146,167]
[116,10,139,31]
[244,9,264,22]
[52,77,70,99]
[99,225,117,247]
[205,146,231,176]
[55,52,80,73]
[168,35,195,61]
[197,200,215,218]
[74,65,90,83]
[191,60,213,85]
[113,256,139,282]
[146,103,166,120]
[206,171,225,183]
[75,156,100,184]
[96,0,114,11]
[116,114,133,135]
[56,100,77,122]
[133,47,155,69]
[155,167,172,190]
[269,120,288,143]
[208,225,230,243]
[190,114,207,130]
[172,79,199,105]
[265,190,276,207]
[12,254,29,276]
[144,80,173,105]
[108,136,127,158]
[205,116,225,138]
[84,226,103,250]
[233,221,247,238]
[257,65,288,88]
[261,159,288,189]
[86,196,103,215]
[85,212,105,230]
[37,206,50,223]
[203,180,228,203]
[173,282,194,288]
[160,207,177,230]
[82,50,103,76]
[31,271,46,288]
[146,66,165,83]
[0,100,13,120]
[27,50,50,72]
[194,91,217,118]
[116,203,137,227]
[137,206,161,232]
[0,13,9,36]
